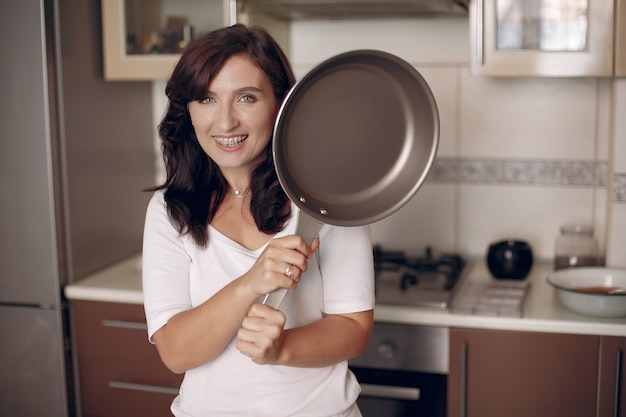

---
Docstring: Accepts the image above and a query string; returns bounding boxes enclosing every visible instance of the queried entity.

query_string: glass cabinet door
[102,0,234,81]
[470,0,615,77]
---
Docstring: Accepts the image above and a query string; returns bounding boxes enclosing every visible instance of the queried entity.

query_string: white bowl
[546,267,626,318]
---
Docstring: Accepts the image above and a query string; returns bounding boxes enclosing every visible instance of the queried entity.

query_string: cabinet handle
[614,349,623,417]
[460,342,468,417]
[359,383,420,401]
[109,381,178,396]
[476,0,484,66]
[102,319,147,331]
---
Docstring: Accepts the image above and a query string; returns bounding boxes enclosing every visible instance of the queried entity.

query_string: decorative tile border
[429,158,458,182]
[430,158,607,186]
[429,158,626,202]
[615,174,626,202]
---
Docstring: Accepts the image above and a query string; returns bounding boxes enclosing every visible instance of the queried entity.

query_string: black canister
[487,239,534,280]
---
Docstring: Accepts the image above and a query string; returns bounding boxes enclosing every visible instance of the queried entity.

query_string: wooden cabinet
[101,0,233,80]
[449,329,626,417]
[469,0,620,77]
[70,300,182,417]
[598,336,626,417]
[448,328,599,417]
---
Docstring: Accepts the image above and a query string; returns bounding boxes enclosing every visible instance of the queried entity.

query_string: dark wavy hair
[149,24,296,247]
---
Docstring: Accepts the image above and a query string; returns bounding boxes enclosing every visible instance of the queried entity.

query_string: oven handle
[360,383,420,401]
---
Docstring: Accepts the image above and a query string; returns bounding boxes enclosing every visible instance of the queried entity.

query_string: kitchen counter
[65,256,144,305]
[64,254,626,337]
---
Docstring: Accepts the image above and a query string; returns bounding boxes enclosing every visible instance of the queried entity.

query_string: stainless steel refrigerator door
[0,0,64,306]
[0,304,70,417]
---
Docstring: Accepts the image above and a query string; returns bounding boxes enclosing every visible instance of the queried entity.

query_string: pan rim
[272,49,439,226]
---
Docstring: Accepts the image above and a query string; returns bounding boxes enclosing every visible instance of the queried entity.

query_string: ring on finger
[285,264,295,278]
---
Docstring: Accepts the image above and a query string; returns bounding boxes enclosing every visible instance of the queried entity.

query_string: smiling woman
[188,55,278,182]
[141,24,375,417]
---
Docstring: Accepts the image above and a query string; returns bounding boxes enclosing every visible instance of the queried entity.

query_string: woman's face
[188,54,278,175]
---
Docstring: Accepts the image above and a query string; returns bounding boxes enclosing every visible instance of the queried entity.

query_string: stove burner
[373,245,467,309]
[400,272,418,291]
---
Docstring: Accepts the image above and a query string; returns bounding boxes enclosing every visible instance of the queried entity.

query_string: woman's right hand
[243,235,319,298]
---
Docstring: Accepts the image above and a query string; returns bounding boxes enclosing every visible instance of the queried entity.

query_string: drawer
[71,300,158,361]
[79,358,182,417]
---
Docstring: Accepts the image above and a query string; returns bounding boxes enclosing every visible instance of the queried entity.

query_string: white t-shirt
[142,190,375,417]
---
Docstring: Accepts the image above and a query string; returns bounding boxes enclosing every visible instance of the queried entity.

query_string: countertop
[64,255,626,337]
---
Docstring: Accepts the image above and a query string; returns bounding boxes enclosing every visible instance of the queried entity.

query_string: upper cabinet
[101,0,234,81]
[235,0,469,61]
[102,0,624,80]
[469,0,625,77]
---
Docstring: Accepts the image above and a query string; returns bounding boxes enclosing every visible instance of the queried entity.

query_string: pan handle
[262,213,322,308]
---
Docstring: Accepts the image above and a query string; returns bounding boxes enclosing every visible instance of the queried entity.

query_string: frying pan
[262,50,439,308]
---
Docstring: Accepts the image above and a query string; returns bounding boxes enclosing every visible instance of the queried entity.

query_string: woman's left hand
[236,303,287,364]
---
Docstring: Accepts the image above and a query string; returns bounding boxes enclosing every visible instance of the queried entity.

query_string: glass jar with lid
[554,224,599,270]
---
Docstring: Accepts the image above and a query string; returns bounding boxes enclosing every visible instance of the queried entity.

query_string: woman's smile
[213,135,248,149]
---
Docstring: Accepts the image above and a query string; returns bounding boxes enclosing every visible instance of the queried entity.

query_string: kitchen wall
[289,17,626,267]
[152,16,625,267]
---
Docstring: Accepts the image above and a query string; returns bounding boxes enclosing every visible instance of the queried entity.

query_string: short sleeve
[317,224,375,314]
[141,191,193,342]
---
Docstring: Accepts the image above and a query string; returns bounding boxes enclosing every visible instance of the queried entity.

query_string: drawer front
[79,359,182,417]
[71,300,183,416]
[71,300,158,361]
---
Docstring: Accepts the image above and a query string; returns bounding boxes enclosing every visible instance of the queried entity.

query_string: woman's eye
[239,95,256,103]
[199,97,215,104]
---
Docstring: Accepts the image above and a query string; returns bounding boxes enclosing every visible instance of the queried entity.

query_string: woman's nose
[216,103,238,130]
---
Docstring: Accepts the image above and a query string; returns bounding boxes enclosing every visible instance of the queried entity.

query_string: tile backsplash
[151,17,625,267]
[289,17,625,266]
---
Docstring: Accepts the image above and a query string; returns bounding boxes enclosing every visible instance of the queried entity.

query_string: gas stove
[373,245,467,309]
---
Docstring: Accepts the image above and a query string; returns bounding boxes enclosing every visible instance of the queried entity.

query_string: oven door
[348,323,449,417]
[351,367,446,417]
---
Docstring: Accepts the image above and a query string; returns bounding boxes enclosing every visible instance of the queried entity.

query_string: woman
[142,24,374,417]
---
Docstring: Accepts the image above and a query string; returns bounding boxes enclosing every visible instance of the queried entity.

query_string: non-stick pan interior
[273,50,439,226]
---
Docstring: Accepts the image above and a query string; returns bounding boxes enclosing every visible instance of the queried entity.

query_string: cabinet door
[102,0,233,80]
[469,0,615,77]
[449,328,599,417]
[79,360,179,417]
[598,336,626,417]
[71,300,183,417]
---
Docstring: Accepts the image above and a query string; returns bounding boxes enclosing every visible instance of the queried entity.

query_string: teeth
[214,135,247,148]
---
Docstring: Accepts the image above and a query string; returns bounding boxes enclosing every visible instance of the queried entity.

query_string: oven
[349,323,448,417]
[347,246,467,417]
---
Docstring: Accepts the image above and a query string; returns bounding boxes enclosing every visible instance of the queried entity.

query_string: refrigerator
[0,0,156,415]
